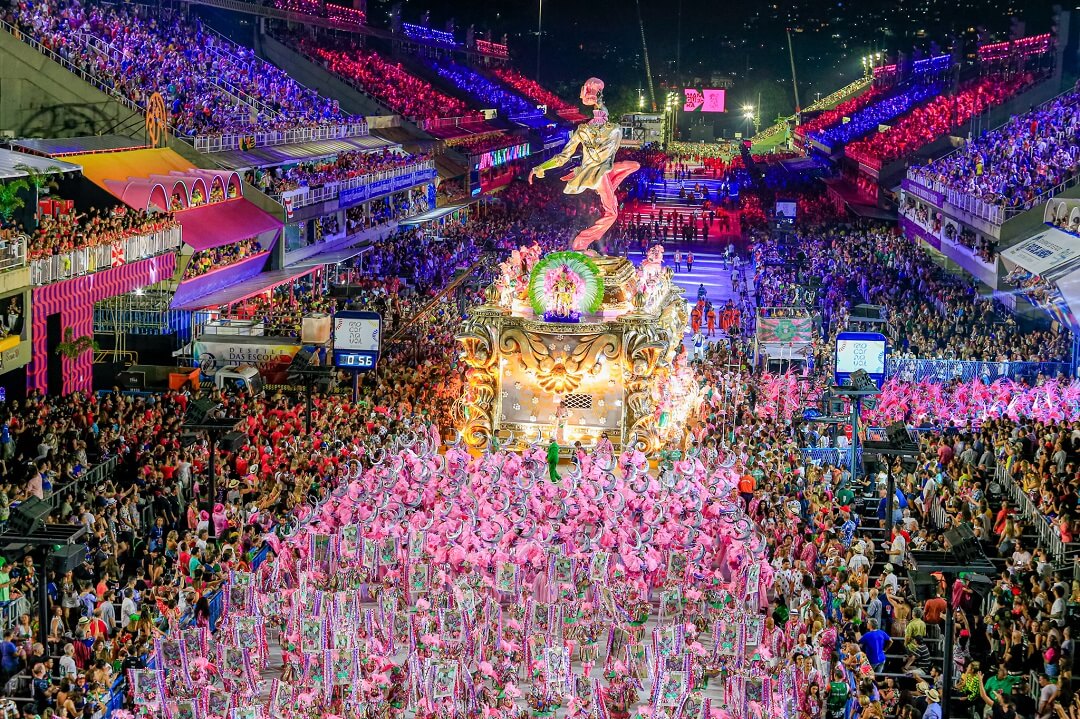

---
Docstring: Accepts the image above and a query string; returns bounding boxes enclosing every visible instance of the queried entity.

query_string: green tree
[0,179,29,226]
[13,163,60,196]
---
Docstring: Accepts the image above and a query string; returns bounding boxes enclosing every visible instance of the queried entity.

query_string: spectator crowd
[290,35,478,123]
[847,75,1033,168]
[182,238,263,280]
[492,67,576,114]
[245,149,427,198]
[425,58,542,120]
[6,0,361,138]
[909,86,1080,214]
[2,207,177,262]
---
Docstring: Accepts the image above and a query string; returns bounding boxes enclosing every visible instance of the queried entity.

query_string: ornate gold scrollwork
[621,323,669,453]
[456,318,500,449]
[499,328,620,395]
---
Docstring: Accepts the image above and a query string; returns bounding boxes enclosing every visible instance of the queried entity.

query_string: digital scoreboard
[332,310,382,371]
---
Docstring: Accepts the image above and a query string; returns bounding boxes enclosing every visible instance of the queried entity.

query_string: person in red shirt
[85,611,108,641]
[923,590,947,624]
[936,441,953,467]
[94,573,110,601]
[738,472,756,505]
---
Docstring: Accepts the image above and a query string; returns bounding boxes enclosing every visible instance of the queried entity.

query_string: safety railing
[422,115,488,132]
[270,160,435,210]
[211,76,280,121]
[193,121,369,153]
[927,495,951,531]
[996,463,1067,561]
[1,19,151,120]
[30,226,181,286]
[945,188,1007,225]
[0,234,27,274]
[886,358,1072,383]
[45,456,120,509]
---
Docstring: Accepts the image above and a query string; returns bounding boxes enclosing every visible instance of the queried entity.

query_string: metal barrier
[251,544,271,571]
[995,463,1072,562]
[104,677,126,717]
[0,235,26,274]
[45,455,119,509]
[944,187,1007,225]
[29,226,181,286]
[799,447,861,466]
[927,495,950,530]
[193,122,369,154]
[886,358,1072,383]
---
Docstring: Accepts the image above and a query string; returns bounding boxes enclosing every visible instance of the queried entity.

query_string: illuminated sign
[683,89,726,113]
[334,351,376,369]
[402,22,456,46]
[834,331,888,388]
[476,39,509,58]
[474,142,530,171]
[333,310,381,371]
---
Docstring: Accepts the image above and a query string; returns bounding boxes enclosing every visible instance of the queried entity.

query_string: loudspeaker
[220,431,248,452]
[187,399,223,425]
[9,497,51,535]
[945,524,981,562]
[116,370,145,390]
[1066,603,1080,635]
[50,544,86,573]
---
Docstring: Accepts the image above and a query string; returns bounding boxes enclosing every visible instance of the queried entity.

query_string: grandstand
[424,58,545,122]
[284,34,485,133]
[907,86,1080,225]
[7,0,365,151]
[845,74,1034,170]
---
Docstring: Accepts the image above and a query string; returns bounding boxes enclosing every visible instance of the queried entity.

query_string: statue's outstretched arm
[530,129,583,181]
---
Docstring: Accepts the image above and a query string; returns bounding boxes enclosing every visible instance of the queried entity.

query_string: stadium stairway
[623,177,742,248]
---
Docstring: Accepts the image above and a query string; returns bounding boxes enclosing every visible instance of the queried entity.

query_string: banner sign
[338,184,369,209]
[901,177,945,207]
[683,89,727,113]
[192,339,301,372]
[900,216,942,251]
[338,168,436,210]
[369,178,393,198]
[756,316,814,344]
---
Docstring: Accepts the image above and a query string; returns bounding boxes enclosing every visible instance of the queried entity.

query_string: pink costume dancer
[529,77,640,253]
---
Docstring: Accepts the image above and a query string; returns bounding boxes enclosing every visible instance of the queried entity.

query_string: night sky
[368,0,1061,129]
